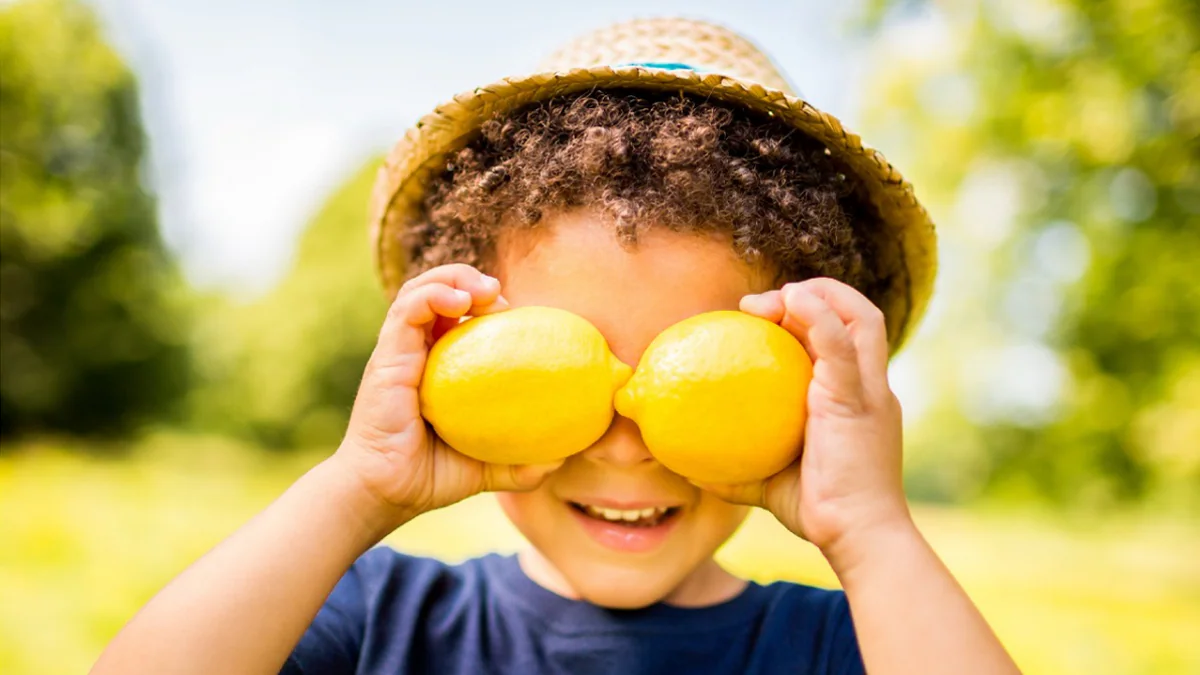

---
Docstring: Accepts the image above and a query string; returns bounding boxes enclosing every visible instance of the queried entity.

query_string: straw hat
[369,17,936,353]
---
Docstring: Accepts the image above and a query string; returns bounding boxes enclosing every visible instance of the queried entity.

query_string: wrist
[313,455,419,547]
[822,510,922,583]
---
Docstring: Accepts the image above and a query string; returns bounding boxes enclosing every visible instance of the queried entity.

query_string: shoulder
[349,546,495,611]
[284,548,501,674]
[350,545,462,583]
[756,578,854,635]
[757,578,851,618]
[752,580,863,673]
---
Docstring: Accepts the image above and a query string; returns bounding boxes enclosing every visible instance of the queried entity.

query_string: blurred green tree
[863,0,1199,508]
[0,0,191,440]
[189,161,386,449]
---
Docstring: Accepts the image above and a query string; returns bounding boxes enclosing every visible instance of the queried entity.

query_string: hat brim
[369,64,936,354]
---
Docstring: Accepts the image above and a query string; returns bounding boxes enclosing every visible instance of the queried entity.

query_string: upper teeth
[583,505,669,522]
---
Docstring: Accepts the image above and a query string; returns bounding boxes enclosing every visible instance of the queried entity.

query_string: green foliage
[0,0,190,440]
[189,160,387,448]
[865,0,1199,508]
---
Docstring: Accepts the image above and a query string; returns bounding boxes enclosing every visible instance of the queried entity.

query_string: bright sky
[84,0,867,293]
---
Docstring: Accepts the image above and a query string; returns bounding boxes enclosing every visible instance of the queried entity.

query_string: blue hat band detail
[616,61,704,71]
[615,61,800,98]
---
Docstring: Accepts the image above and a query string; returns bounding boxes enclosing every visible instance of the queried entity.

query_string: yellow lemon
[615,311,812,484]
[420,306,632,465]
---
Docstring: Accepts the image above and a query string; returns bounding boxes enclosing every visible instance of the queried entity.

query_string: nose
[580,415,655,468]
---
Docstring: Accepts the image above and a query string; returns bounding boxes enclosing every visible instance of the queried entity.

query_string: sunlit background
[1,0,1197,673]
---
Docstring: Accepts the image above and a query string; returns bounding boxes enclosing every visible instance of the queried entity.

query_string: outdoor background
[1,0,1197,673]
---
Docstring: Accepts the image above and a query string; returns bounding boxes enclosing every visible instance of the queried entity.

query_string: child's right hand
[333,264,565,527]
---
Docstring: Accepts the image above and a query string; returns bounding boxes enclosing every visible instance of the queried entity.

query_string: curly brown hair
[408,89,899,303]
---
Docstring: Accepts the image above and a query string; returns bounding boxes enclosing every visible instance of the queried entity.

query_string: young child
[93,18,1019,675]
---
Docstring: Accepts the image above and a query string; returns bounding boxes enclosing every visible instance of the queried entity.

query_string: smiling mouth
[568,502,682,528]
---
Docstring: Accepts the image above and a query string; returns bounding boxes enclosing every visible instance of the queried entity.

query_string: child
[93,18,1019,675]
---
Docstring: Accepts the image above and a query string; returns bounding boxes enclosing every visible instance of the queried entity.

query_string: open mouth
[568,502,681,528]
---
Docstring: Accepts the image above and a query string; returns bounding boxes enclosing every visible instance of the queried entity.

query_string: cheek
[695,497,751,544]
[496,489,556,538]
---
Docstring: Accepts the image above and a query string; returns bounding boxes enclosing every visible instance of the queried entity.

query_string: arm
[829,519,1015,675]
[704,278,1019,675]
[91,265,558,675]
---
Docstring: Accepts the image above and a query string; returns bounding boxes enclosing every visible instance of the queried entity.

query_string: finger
[349,286,470,438]
[372,283,474,376]
[739,290,785,322]
[399,263,501,301]
[399,263,509,317]
[463,291,511,318]
[482,459,567,493]
[793,278,889,388]
[780,284,865,410]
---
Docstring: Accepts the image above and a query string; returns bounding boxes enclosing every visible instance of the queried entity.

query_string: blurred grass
[1,436,1197,675]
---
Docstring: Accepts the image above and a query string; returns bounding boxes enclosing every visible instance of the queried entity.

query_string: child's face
[492,210,774,609]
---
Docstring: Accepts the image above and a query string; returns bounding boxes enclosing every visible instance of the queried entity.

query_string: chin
[568,563,679,609]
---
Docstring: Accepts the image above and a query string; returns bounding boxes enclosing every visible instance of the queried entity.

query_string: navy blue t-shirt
[282,546,864,674]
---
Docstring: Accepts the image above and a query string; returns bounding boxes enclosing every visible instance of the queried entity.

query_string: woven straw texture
[369,17,937,353]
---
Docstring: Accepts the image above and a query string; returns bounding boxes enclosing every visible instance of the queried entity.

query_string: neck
[661,557,748,607]
[517,548,748,608]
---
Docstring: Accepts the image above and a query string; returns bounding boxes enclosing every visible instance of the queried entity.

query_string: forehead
[493,211,773,365]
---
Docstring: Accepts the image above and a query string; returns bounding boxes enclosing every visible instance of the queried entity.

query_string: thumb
[482,459,566,493]
[688,479,767,508]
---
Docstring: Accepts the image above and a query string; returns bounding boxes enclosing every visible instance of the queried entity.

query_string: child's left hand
[697,277,913,572]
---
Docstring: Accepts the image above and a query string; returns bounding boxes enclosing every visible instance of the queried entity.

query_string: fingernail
[481,275,501,292]
[454,289,472,304]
